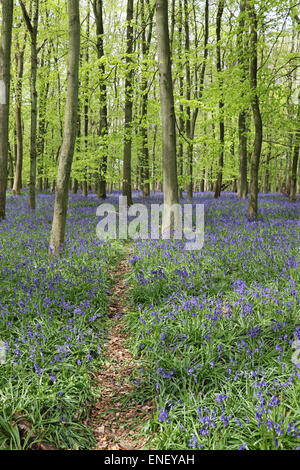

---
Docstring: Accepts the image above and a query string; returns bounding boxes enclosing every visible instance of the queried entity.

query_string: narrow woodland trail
[90,248,153,450]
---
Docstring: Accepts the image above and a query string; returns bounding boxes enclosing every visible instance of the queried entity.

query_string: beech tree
[12,30,26,195]
[139,0,154,197]
[19,0,40,210]
[122,0,134,206]
[289,93,299,202]
[214,0,225,199]
[156,0,179,234]
[49,0,80,256]
[247,1,263,219]
[237,0,248,199]
[0,0,14,220]
[0,0,297,224]
[93,0,108,200]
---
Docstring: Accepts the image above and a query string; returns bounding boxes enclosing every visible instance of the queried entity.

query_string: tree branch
[19,0,34,37]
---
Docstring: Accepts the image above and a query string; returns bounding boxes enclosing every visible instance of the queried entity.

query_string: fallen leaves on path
[90,252,154,450]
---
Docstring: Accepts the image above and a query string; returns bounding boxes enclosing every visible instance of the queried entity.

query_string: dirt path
[90,248,153,450]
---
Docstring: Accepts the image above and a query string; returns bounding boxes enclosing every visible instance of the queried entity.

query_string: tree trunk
[83,5,90,198]
[0,0,13,219]
[264,145,271,193]
[19,0,40,210]
[29,35,38,207]
[93,0,108,200]
[214,0,225,199]
[186,0,209,200]
[247,2,263,219]
[184,0,193,200]
[156,0,179,234]
[237,0,248,198]
[289,94,300,202]
[13,33,26,195]
[8,141,14,190]
[140,0,154,198]
[37,48,50,192]
[73,178,78,194]
[177,0,184,199]
[151,124,158,192]
[122,0,134,206]
[49,0,80,256]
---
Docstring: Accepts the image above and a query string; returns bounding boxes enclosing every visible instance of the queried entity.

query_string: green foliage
[7,0,298,193]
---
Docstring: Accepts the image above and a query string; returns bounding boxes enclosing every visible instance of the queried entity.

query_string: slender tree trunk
[264,144,271,193]
[151,124,158,192]
[177,0,184,199]
[186,0,209,200]
[247,2,263,219]
[156,0,179,234]
[29,35,38,206]
[73,178,78,194]
[286,23,296,198]
[93,0,108,199]
[83,5,90,198]
[200,167,205,192]
[184,0,193,200]
[122,0,134,206]
[289,94,300,202]
[237,0,248,198]
[19,0,39,210]
[73,110,81,194]
[8,142,14,189]
[13,34,26,195]
[54,46,63,142]
[0,0,13,219]
[37,49,50,192]
[49,0,80,256]
[238,111,248,197]
[214,0,225,199]
[170,0,176,52]
[140,0,154,197]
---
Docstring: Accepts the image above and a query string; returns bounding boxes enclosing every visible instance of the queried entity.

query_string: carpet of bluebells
[0,191,121,449]
[125,192,300,450]
[0,190,299,450]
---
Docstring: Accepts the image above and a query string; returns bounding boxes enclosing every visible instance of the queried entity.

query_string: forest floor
[90,245,153,450]
[0,191,298,450]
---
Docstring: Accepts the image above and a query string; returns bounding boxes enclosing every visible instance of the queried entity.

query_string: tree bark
[177,0,184,198]
[49,0,80,256]
[0,0,13,219]
[289,94,299,202]
[19,0,39,210]
[151,124,158,192]
[237,0,249,198]
[247,2,263,219]
[186,0,209,200]
[263,144,271,193]
[184,0,193,200]
[37,47,50,191]
[93,0,108,199]
[83,4,90,198]
[156,0,179,234]
[122,0,134,206]
[73,109,81,194]
[214,0,225,199]
[140,0,154,197]
[13,33,26,195]
[8,141,14,189]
